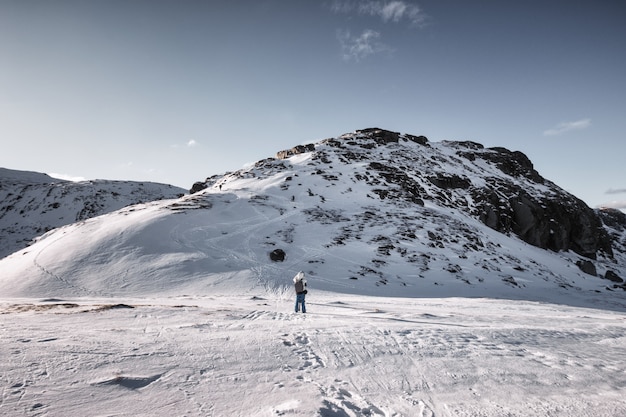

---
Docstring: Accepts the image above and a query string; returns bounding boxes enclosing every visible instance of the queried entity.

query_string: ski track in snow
[1,295,625,417]
[167,194,302,288]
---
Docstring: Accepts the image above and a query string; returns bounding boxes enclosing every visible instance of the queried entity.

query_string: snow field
[1,294,625,417]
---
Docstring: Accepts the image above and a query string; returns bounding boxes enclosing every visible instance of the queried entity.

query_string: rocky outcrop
[356,128,401,144]
[466,148,612,259]
[427,174,471,190]
[355,128,428,146]
[269,249,286,262]
[597,208,626,231]
[576,259,597,276]
[276,144,316,159]
[482,147,544,183]
[190,182,208,194]
[484,189,611,259]
[604,270,623,283]
[368,161,425,206]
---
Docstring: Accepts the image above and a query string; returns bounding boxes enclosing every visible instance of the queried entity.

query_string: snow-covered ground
[1,293,625,416]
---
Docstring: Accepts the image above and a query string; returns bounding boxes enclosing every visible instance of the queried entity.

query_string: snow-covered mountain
[0,168,186,259]
[2,130,626,417]
[0,129,625,309]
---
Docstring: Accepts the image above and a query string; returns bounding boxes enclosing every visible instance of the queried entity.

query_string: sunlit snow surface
[1,295,625,416]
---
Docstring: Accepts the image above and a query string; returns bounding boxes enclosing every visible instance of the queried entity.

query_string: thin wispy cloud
[170,140,199,149]
[606,188,626,195]
[600,189,626,210]
[543,118,591,136]
[331,1,426,62]
[338,29,392,61]
[362,1,425,25]
[332,1,426,26]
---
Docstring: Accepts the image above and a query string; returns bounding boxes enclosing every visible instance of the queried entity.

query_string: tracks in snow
[2,297,625,416]
[241,305,439,416]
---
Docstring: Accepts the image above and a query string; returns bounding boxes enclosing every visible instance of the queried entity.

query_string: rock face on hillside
[471,175,612,260]
[597,208,626,285]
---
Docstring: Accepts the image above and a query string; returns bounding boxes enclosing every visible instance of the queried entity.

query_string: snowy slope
[0,168,186,259]
[0,130,624,310]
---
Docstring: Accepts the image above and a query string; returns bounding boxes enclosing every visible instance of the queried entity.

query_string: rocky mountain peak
[265,128,613,260]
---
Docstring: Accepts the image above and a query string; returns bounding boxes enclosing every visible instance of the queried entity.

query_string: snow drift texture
[1,129,625,309]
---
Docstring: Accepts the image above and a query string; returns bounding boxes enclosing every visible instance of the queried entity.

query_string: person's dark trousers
[295,294,306,313]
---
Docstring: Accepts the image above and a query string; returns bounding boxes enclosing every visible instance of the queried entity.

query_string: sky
[1,0,625,209]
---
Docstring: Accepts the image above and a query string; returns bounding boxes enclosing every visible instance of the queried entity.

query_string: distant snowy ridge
[0,129,625,310]
[0,168,186,258]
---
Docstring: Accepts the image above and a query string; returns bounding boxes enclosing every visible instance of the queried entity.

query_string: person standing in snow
[293,271,307,313]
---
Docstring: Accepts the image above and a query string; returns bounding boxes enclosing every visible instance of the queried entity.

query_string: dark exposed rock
[269,249,286,262]
[190,182,208,194]
[604,270,623,283]
[404,134,429,145]
[472,181,612,259]
[482,147,544,183]
[368,162,425,206]
[597,208,626,264]
[502,276,521,287]
[356,128,401,144]
[427,174,471,190]
[597,208,626,231]
[576,259,597,276]
[276,144,315,159]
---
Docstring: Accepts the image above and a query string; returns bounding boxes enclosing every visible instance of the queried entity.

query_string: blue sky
[1,1,624,209]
